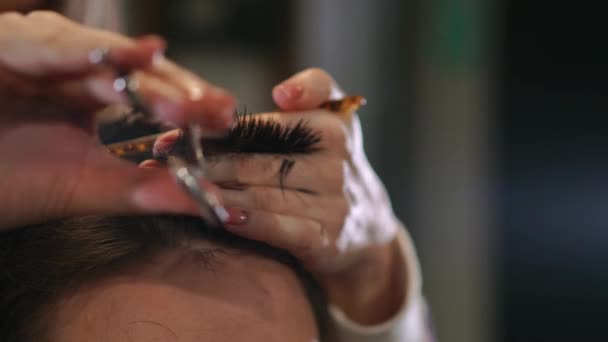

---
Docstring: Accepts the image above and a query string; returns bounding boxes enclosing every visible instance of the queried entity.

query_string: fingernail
[138,160,162,168]
[153,130,182,156]
[225,207,249,225]
[273,83,304,104]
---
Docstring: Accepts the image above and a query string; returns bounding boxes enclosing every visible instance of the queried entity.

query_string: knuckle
[0,11,23,23]
[296,192,315,209]
[25,10,62,22]
[204,159,223,180]
[328,157,345,183]
[25,10,55,22]
[320,124,348,156]
[319,116,348,147]
[40,42,62,68]
[336,199,350,221]
[250,188,274,210]
[293,221,324,253]
[271,157,291,181]
[25,12,78,62]
[235,156,278,184]
[264,157,283,176]
[265,214,282,237]
[304,67,332,81]
[234,157,253,183]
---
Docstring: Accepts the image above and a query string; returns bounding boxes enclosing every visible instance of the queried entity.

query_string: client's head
[0,114,329,341]
[0,215,328,342]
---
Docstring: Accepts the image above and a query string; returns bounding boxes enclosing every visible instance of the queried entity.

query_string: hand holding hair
[239,68,406,325]
[149,68,407,326]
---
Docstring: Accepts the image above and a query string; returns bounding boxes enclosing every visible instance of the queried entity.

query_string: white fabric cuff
[328,221,430,341]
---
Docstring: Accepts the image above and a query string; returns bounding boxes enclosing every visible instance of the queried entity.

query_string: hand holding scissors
[0,11,235,229]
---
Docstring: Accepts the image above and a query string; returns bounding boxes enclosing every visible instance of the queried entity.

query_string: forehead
[50,246,318,342]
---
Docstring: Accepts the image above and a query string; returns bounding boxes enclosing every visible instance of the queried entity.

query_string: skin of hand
[0,11,236,230]
[149,68,406,325]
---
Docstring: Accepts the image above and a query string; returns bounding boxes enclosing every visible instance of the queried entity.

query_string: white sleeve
[328,223,433,342]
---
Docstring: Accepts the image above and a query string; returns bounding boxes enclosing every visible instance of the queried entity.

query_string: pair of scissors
[93,47,227,227]
[122,86,227,226]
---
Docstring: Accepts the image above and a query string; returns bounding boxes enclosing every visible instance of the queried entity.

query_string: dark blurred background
[110,0,606,341]
[499,1,607,341]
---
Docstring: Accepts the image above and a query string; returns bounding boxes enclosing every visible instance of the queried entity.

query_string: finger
[0,12,161,77]
[206,154,343,194]
[96,58,235,131]
[272,68,344,111]
[49,69,122,109]
[147,58,236,129]
[153,129,183,157]
[0,11,234,128]
[224,209,328,260]
[119,71,215,127]
[102,66,235,129]
[138,159,163,168]
[111,35,166,71]
[220,186,347,224]
[52,67,184,113]
[68,156,223,219]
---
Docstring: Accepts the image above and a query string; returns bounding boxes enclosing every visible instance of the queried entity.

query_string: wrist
[322,237,405,325]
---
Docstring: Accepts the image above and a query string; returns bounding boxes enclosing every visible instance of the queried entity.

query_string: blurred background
[120,0,607,341]
[29,0,608,341]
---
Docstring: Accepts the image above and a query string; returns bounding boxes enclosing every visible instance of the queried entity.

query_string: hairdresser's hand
[223,68,405,325]
[147,69,405,324]
[0,11,234,229]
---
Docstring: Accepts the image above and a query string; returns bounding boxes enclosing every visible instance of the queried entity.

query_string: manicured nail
[153,130,182,156]
[273,83,304,104]
[138,159,162,168]
[225,207,249,225]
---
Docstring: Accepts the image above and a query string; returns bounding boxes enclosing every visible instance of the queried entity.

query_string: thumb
[272,68,344,111]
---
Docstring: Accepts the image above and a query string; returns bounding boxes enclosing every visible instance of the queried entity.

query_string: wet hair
[0,115,328,341]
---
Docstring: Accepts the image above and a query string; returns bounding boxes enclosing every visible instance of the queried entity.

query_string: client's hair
[0,215,329,342]
[0,115,328,341]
